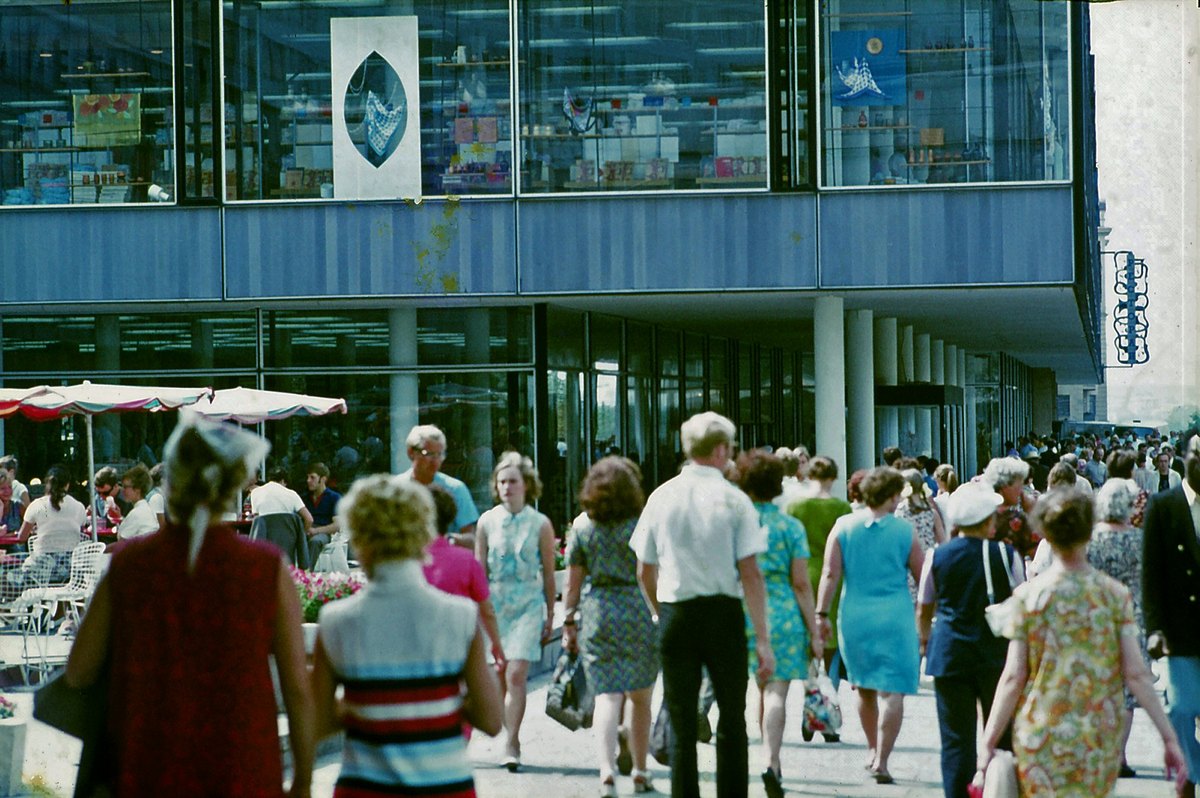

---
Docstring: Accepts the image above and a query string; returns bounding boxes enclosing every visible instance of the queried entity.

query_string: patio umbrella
[190,386,348,424]
[11,382,214,539]
[0,387,50,418]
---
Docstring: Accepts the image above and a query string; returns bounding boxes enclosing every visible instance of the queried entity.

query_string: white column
[946,344,959,386]
[874,317,899,457]
[900,325,915,383]
[464,309,495,505]
[915,333,931,383]
[815,297,847,498]
[389,307,420,474]
[931,340,945,385]
[965,385,979,478]
[914,333,932,456]
[846,309,875,475]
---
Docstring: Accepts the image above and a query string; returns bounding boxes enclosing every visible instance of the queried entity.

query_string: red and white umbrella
[9,382,214,538]
[191,387,347,424]
[0,387,50,418]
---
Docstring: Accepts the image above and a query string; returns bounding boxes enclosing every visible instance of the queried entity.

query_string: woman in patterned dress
[983,457,1038,559]
[979,487,1187,797]
[1087,477,1149,779]
[735,449,821,798]
[475,452,556,771]
[562,456,659,797]
[895,469,947,601]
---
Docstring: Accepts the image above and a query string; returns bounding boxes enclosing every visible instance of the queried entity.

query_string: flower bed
[290,566,365,624]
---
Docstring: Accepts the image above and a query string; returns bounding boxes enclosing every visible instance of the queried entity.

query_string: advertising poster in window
[331,16,421,200]
[830,30,906,107]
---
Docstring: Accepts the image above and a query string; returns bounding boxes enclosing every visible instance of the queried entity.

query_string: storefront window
[0,2,175,207]
[517,1,768,193]
[820,0,1070,186]
[222,0,511,200]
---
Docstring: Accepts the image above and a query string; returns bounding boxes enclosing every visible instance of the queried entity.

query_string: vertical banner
[331,16,421,200]
[830,29,906,107]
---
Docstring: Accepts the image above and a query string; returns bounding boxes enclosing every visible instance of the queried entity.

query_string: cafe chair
[250,513,311,569]
[40,540,106,637]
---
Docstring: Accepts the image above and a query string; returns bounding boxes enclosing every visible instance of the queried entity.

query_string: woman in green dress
[786,455,852,742]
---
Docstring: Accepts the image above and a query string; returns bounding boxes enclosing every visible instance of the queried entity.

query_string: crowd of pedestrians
[50,412,1200,798]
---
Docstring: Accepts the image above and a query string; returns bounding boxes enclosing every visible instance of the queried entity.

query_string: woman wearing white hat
[917,482,1025,798]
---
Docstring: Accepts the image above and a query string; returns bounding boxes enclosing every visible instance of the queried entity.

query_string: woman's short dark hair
[1030,486,1094,550]
[426,484,458,536]
[860,466,906,509]
[579,456,644,524]
[1105,449,1136,480]
[122,463,153,496]
[806,455,838,482]
[734,449,783,502]
[847,469,868,504]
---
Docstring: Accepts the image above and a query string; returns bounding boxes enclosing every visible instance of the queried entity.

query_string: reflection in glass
[0,2,175,206]
[544,369,586,534]
[593,372,620,461]
[518,0,767,193]
[820,0,1070,187]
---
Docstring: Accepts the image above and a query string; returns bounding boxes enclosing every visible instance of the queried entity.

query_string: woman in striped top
[313,476,502,797]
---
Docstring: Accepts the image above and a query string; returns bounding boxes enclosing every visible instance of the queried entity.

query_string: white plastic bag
[981,750,1018,798]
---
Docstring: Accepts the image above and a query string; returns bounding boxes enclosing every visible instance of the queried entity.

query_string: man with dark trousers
[630,412,774,798]
[1143,433,1200,798]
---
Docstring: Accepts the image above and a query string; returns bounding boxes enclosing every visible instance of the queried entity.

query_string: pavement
[0,631,1186,798]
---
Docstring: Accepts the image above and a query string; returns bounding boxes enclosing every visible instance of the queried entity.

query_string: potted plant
[0,695,24,797]
[289,567,365,653]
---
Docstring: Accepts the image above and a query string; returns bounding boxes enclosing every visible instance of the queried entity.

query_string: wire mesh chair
[40,540,107,636]
[0,550,62,683]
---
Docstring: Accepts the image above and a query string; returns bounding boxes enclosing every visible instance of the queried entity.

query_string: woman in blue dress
[815,466,924,785]
[735,450,821,798]
[475,452,556,772]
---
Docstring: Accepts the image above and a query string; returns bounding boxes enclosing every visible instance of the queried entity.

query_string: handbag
[801,658,842,737]
[968,749,1018,798]
[34,668,112,798]
[544,650,593,731]
[981,540,1018,638]
[650,702,673,766]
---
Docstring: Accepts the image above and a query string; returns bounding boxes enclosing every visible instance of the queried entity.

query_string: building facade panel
[223,200,518,299]
[0,207,222,303]
[817,186,1074,287]
[517,194,818,293]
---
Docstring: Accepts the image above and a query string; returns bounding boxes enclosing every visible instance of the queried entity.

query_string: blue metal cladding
[517,194,818,293]
[817,187,1074,287]
[0,207,222,303]
[223,200,518,298]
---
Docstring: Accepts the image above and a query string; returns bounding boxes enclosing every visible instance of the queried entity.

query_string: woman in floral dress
[735,449,820,798]
[980,487,1186,797]
[1087,477,1149,778]
[895,469,946,601]
[562,456,659,797]
[475,452,556,772]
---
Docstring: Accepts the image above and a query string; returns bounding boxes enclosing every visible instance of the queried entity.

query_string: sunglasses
[417,448,445,459]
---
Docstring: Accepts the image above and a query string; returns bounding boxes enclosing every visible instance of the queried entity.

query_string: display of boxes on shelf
[97,185,131,204]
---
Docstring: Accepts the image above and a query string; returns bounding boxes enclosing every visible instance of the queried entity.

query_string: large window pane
[518,1,768,193]
[0,2,175,207]
[222,0,511,200]
[820,0,1070,187]
[543,369,586,533]
[0,313,256,373]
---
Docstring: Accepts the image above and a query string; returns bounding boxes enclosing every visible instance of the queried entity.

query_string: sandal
[502,753,521,773]
[871,768,895,785]
[633,771,658,793]
[600,776,617,798]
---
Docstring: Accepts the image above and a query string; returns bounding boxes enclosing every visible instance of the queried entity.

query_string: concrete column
[95,316,121,462]
[389,308,420,474]
[845,309,875,475]
[874,317,899,457]
[815,297,847,498]
[191,320,214,370]
[915,333,931,383]
[930,339,945,461]
[931,339,945,385]
[900,325,915,383]
[914,332,932,457]
[464,309,495,507]
[946,344,959,386]
[965,385,979,478]
[958,350,967,391]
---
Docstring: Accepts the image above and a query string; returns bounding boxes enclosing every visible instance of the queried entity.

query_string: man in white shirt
[117,464,160,539]
[250,467,313,532]
[1153,451,1183,493]
[630,411,774,798]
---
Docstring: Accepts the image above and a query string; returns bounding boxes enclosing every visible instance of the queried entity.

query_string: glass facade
[820,0,1070,187]
[0,1,1077,206]
[517,0,769,192]
[0,1,175,207]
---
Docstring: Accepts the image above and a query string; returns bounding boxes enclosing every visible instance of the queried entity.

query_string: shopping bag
[650,702,673,766]
[544,651,592,731]
[968,749,1018,798]
[801,658,842,737]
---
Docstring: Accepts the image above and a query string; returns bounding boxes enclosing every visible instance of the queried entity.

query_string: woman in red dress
[66,410,315,797]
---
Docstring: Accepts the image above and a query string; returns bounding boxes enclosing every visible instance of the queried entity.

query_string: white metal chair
[0,553,59,683]
[40,540,106,635]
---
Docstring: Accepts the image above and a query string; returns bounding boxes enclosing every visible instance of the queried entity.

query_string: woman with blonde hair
[313,475,502,795]
[475,451,556,771]
[66,410,315,797]
[562,456,659,796]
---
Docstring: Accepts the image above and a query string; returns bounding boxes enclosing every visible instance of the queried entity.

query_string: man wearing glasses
[397,425,478,547]
[117,464,160,539]
[91,466,127,532]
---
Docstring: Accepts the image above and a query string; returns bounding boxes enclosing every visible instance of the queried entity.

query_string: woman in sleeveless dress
[816,466,924,785]
[313,476,502,797]
[65,410,316,797]
[475,452,556,771]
